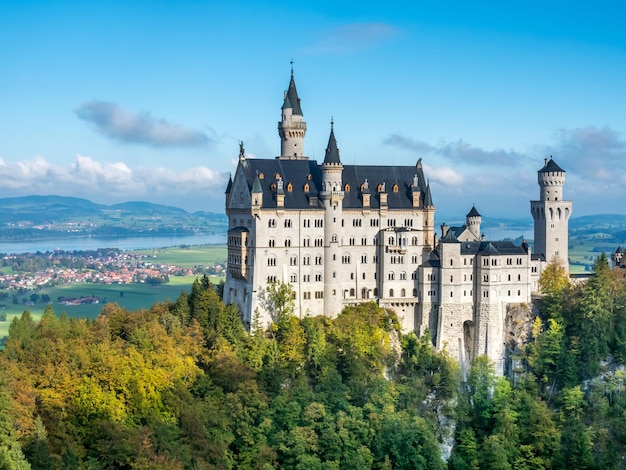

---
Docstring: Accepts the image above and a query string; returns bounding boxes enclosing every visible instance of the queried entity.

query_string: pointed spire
[282,63,303,115]
[539,155,564,173]
[323,119,341,164]
[251,171,262,193]
[225,174,233,194]
[424,182,434,207]
[466,205,481,218]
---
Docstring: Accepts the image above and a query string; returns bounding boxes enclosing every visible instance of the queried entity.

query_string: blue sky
[1,1,626,220]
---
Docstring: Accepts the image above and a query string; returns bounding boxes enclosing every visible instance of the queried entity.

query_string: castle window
[450,275,453,282]
[284,219,292,228]
[492,259,497,266]
[315,291,324,299]
[304,183,310,192]
[450,291,453,298]
[484,274,489,282]
[268,219,276,228]
[362,272,366,280]
[412,236,418,246]
[508,274,511,281]
[518,290,521,296]
[303,219,310,228]
[269,238,275,247]
[303,274,310,282]
[315,256,322,265]
[342,255,351,264]
[361,255,367,263]
[388,272,395,280]
[450,259,453,266]
[307,173,312,180]
[508,290,511,296]
[268,257,277,266]
[303,237,311,247]
[362,237,367,245]
[349,237,355,246]
[275,173,280,179]
[483,259,489,266]
[315,274,322,282]
[303,292,311,300]
[287,183,293,192]
[483,290,488,298]
[350,288,355,297]
[290,256,297,266]
[392,184,398,193]
[389,289,394,297]
[400,272,407,280]
[290,273,297,282]
[518,274,521,281]
[285,239,291,247]
[303,256,310,265]
[377,183,384,192]
[344,183,350,191]
[401,289,406,297]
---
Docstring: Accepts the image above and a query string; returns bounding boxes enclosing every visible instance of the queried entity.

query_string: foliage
[3,265,626,468]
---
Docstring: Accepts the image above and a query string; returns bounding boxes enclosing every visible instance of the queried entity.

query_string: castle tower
[466,205,482,240]
[278,65,307,159]
[320,121,344,316]
[531,157,572,270]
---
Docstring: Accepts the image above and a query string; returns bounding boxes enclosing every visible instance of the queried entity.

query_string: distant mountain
[0,196,227,241]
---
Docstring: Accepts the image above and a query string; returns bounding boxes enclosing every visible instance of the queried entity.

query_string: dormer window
[304,183,310,192]
[275,173,281,180]
[270,183,277,191]
[287,183,293,192]
[259,173,264,179]
[393,184,399,193]
[344,183,350,191]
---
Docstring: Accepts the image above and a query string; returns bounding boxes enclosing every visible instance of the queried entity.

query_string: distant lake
[0,233,226,254]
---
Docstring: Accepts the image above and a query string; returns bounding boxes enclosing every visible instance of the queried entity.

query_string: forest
[1,254,626,469]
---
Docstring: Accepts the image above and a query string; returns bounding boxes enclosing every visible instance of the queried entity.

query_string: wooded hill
[1,257,626,469]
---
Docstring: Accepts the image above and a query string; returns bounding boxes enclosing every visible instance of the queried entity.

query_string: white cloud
[76,100,213,147]
[0,155,227,210]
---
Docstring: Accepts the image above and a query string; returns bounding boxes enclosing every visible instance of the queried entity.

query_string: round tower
[530,157,572,270]
[320,121,344,317]
[277,66,307,159]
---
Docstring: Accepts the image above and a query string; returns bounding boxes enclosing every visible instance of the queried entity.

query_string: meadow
[0,244,227,339]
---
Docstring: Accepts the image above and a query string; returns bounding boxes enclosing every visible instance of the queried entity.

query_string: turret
[531,156,572,270]
[278,65,307,159]
[466,205,481,240]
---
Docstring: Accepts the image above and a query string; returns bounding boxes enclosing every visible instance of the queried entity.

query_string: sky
[1,1,626,221]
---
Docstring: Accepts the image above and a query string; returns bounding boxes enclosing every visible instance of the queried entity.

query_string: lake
[0,233,227,254]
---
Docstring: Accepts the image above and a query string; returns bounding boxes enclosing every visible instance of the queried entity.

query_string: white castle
[224,69,572,374]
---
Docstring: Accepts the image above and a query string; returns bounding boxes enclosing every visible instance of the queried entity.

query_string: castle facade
[224,70,572,373]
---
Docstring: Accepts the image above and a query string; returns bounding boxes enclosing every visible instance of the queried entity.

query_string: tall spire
[278,62,307,159]
[282,63,302,116]
[323,118,341,164]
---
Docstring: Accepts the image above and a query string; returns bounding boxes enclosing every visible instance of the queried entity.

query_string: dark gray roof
[466,205,481,218]
[424,183,434,207]
[539,157,564,173]
[459,240,527,256]
[238,158,429,210]
[228,226,249,233]
[421,259,441,268]
[282,73,303,116]
[615,246,623,254]
[225,175,232,194]
[251,172,263,193]
[324,126,341,164]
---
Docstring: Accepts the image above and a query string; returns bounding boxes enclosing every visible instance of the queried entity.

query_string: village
[0,248,225,294]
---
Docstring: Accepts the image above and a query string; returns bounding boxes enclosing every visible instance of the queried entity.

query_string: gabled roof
[237,157,431,210]
[459,240,527,256]
[539,157,565,173]
[282,72,303,116]
[323,125,341,164]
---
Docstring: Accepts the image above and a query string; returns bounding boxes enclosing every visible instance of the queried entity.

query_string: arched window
[287,182,293,192]
[304,183,310,192]
[392,184,399,192]
[389,289,394,297]
[259,173,264,179]
[350,288,355,297]
[401,288,406,297]
[344,183,350,191]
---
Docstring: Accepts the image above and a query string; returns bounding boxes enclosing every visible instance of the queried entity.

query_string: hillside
[0,195,227,241]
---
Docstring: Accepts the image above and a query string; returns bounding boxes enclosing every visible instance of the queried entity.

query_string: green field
[0,244,228,341]
[132,244,226,267]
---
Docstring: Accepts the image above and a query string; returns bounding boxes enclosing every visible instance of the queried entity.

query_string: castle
[224,69,572,373]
